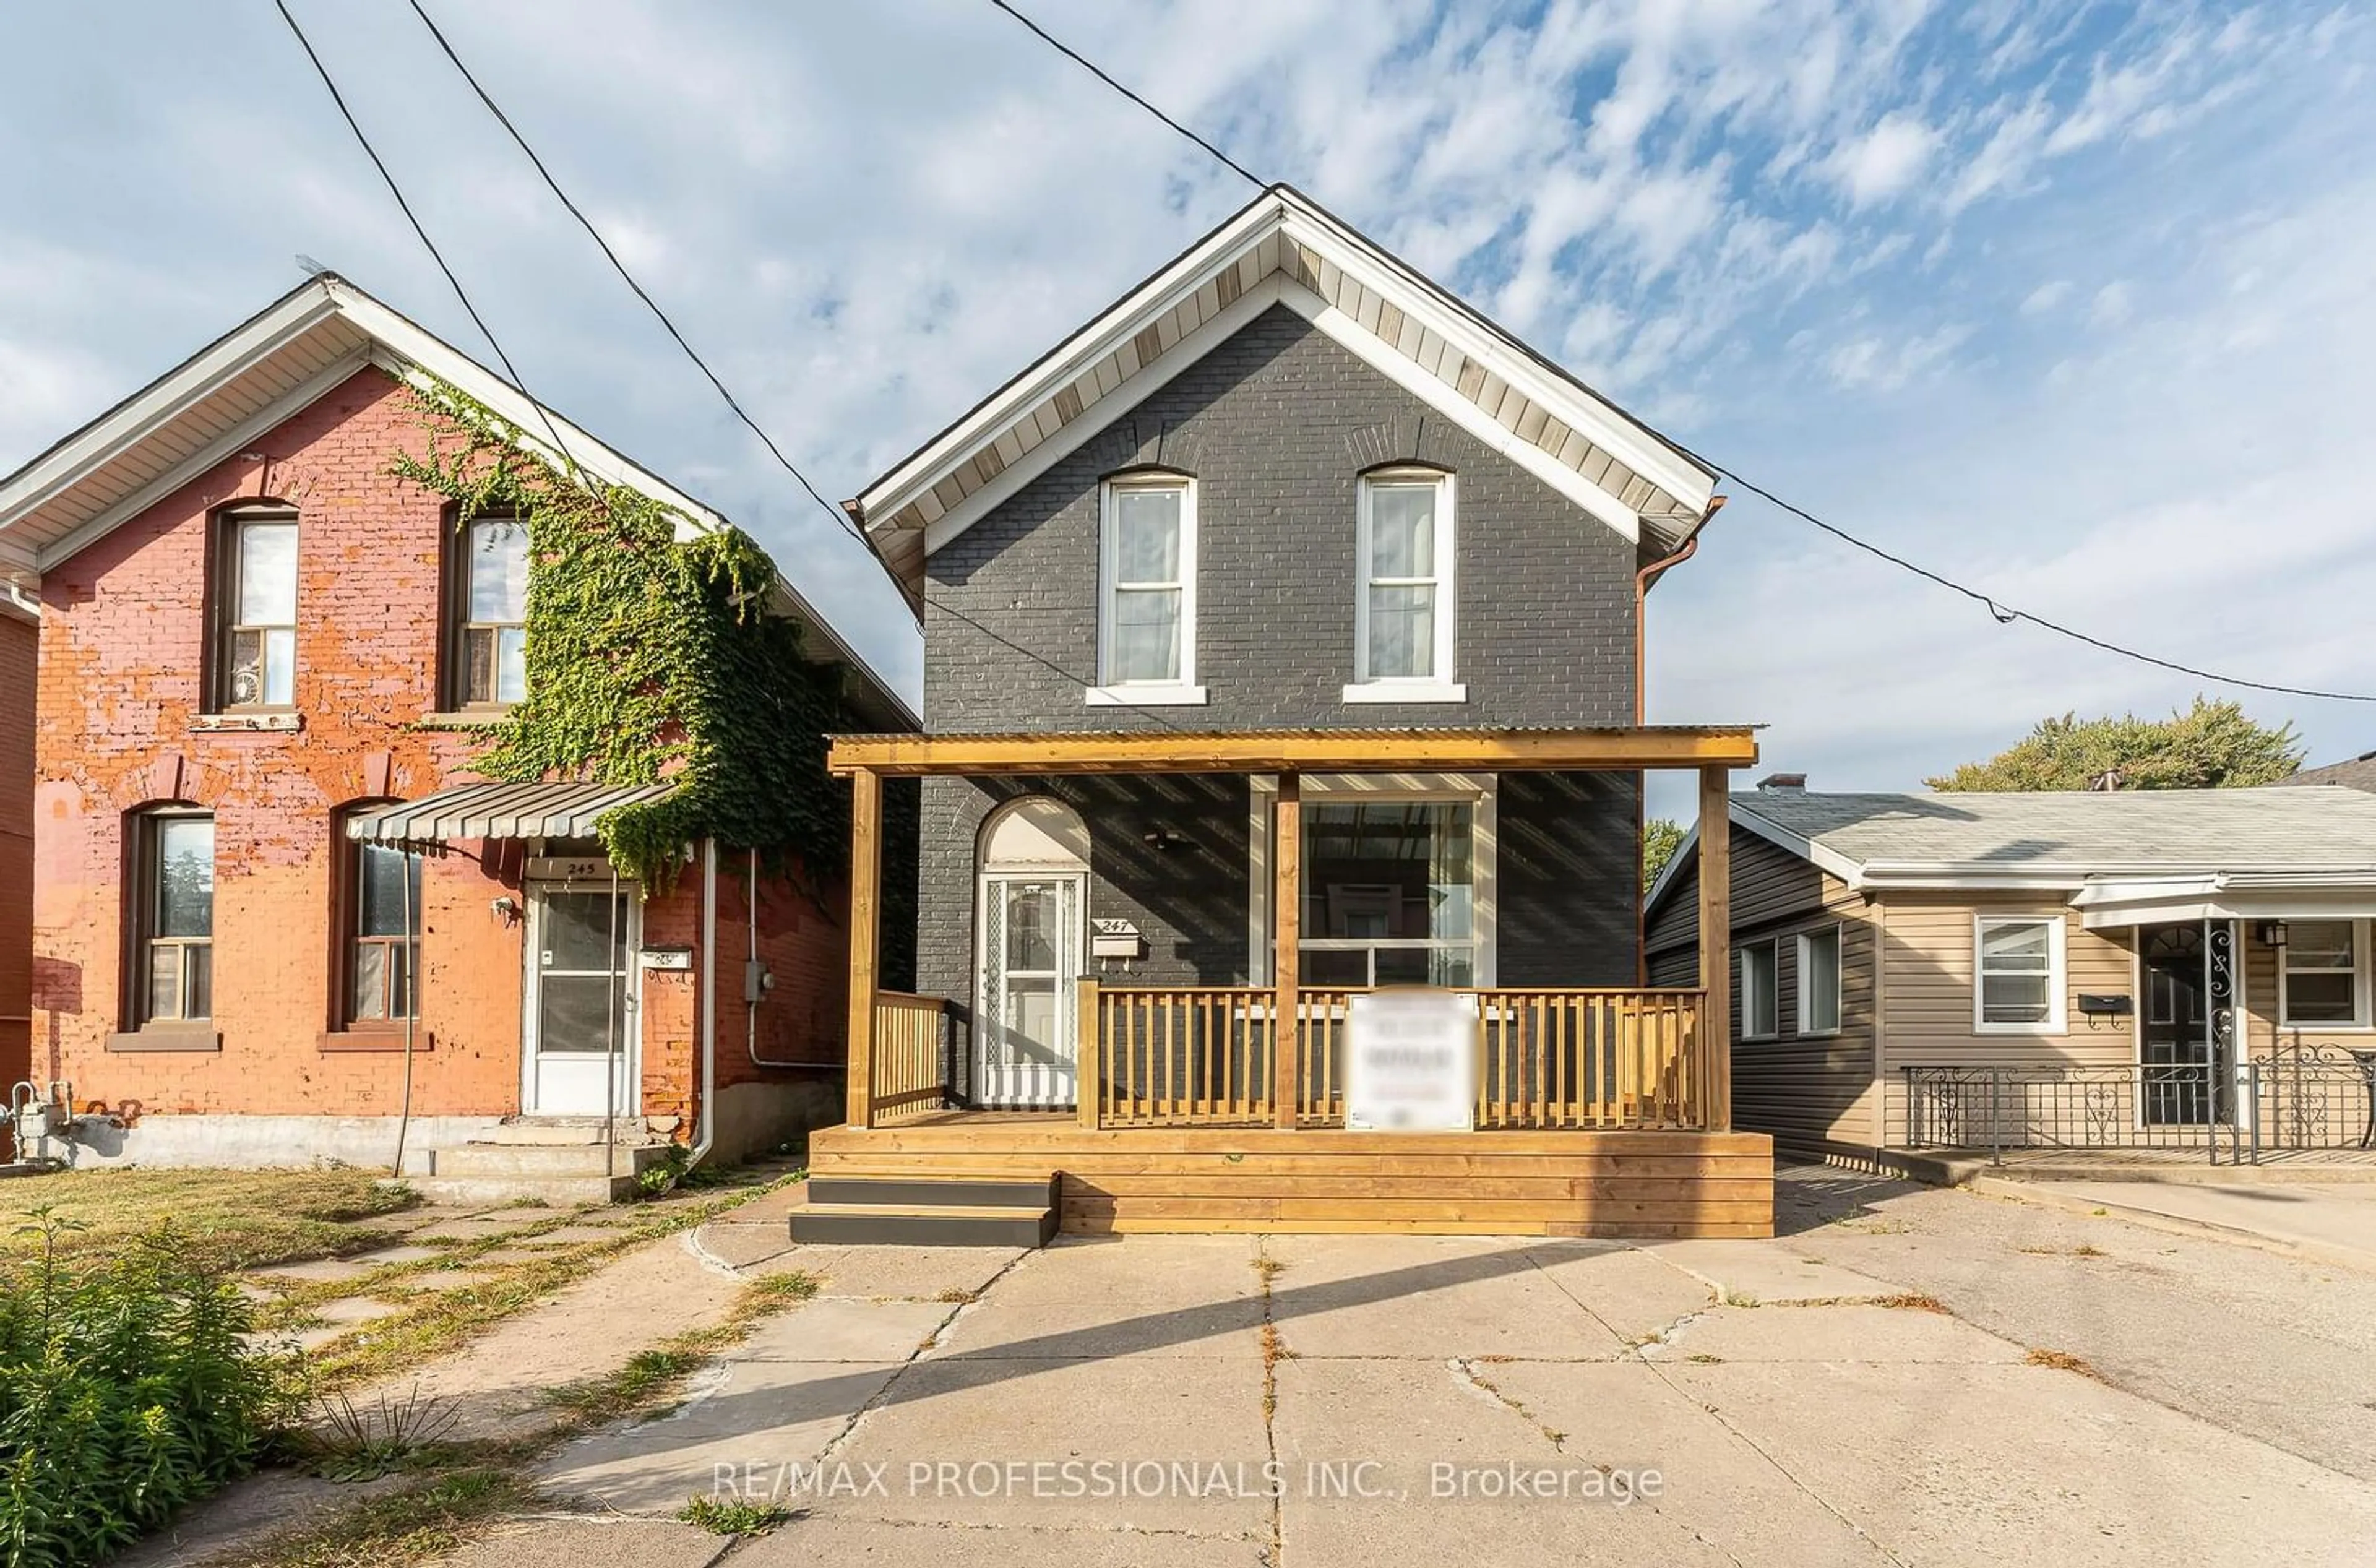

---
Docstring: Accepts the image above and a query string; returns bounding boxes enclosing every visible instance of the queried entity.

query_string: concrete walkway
[1978,1176,2376,1272]
[483,1218,2376,1566]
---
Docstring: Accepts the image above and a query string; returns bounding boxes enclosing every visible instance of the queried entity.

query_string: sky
[4,0,2372,820]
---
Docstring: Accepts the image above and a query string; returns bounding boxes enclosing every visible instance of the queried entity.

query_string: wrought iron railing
[1901,1047,2376,1165]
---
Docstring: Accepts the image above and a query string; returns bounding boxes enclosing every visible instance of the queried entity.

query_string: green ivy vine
[390,376,852,890]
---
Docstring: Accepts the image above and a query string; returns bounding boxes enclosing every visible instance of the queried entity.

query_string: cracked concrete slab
[818,1354,1273,1536]
[688,1219,801,1269]
[538,1356,907,1515]
[739,1299,952,1362]
[1272,1355,1738,1566]
[929,1237,1264,1360]
[434,1517,731,1568]
[727,1513,1266,1564]
[790,1243,1027,1301]
[1263,1235,1627,1360]
[1640,1302,2026,1364]
[1669,1358,2376,1565]
[1640,1239,1904,1304]
[1522,1243,1718,1342]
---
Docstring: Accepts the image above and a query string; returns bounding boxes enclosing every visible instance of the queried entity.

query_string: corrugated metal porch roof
[343,780,677,844]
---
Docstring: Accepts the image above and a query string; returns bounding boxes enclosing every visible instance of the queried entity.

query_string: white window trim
[1246,773,1496,987]
[2277,917,2373,1031]
[1091,473,1201,705]
[1973,914,2067,1035]
[1346,468,1460,702]
[1796,924,1843,1038]
[1739,939,1780,1041]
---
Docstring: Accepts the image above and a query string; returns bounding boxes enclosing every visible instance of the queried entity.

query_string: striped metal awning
[343,780,677,844]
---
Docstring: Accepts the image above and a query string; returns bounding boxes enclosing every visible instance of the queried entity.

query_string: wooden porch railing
[1082,983,1704,1131]
[863,991,949,1127]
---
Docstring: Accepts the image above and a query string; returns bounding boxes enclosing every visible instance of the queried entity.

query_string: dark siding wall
[923,304,1638,733]
[1497,771,1639,987]
[1642,816,1881,1148]
[918,773,1250,1101]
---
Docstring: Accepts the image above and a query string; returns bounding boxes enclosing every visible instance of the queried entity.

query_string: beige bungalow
[1645,780,2376,1166]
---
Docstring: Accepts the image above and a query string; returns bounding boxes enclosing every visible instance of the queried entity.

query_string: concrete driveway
[475,1181,2376,1567]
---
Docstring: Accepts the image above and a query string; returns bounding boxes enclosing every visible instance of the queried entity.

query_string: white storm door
[523,884,637,1116]
[976,872,1084,1107]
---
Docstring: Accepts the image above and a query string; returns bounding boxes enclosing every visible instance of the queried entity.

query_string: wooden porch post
[845,767,882,1130]
[1697,764,1732,1132]
[1076,978,1101,1130]
[1273,772,1301,1129]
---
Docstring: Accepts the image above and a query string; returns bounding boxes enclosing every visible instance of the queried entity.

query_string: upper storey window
[1347,469,1462,704]
[454,515,530,707]
[215,508,298,709]
[1090,474,1203,706]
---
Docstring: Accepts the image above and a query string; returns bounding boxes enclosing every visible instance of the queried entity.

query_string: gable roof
[2278,750,2376,792]
[0,273,915,730]
[849,184,1719,603]
[1643,785,2376,929]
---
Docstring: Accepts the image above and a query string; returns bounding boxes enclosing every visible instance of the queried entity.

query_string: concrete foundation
[58,1113,504,1173]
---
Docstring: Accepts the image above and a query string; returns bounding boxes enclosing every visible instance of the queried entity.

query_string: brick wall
[25,368,851,1134]
[1,603,33,1119]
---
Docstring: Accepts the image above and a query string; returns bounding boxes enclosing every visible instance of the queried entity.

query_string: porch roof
[825,725,1760,777]
[343,779,677,845]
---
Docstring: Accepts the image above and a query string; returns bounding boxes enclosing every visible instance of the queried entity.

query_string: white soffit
[854,185,1718,593]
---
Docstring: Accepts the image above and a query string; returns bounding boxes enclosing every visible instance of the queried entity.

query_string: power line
[984,0,1264,188]
[985,0,2376,707]
[404,0,858,545]
[1682,453,2376,705]
[291,0,1202,734]
[270,0,605,503]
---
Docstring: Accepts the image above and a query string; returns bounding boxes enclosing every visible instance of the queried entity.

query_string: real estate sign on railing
[1344,989,1481,1132]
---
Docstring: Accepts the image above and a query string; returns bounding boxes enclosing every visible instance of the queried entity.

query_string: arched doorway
[976,799,1090,1107]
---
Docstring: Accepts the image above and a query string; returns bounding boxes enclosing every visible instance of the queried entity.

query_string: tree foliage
[1927,697,2304,792]
[1642,816,1687,890]
[390,377,857,890]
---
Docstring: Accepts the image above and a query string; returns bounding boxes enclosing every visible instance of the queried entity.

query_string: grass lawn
[0,1166,420,1274]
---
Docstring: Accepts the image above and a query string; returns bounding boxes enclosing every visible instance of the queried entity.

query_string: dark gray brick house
[812,185,1765,1246]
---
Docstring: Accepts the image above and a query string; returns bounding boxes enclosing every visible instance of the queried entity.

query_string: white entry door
[976,872,1084,1107]
[523,884,637,1116]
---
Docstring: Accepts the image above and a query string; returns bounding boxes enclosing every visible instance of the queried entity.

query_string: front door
[524,884,637,1116]
[2140,923,2210,1126]
[976,872,1083,1107]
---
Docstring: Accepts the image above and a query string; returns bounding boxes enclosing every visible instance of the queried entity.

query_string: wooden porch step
[788,1171,1061,1248]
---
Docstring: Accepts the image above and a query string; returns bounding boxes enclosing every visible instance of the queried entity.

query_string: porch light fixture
[2257,921,2289,947]
[1142,827,1189,852]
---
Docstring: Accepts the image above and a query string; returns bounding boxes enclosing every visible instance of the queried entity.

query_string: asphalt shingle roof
[1731,786,2376,873]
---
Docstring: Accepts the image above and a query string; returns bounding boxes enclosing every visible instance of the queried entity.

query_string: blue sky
[4,1,2371,814]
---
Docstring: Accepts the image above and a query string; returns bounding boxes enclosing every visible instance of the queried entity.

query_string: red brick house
[0,275,914,1190]
[1,590,32,1153]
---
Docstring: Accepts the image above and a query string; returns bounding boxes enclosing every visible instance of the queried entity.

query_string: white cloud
[1827,111,1942,207]
[2089,280,2134,327]
[1821,324,1974,391]
[2020,278,2072,314]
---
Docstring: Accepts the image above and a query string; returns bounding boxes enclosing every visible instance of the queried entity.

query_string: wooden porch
[822,725,1770,1238]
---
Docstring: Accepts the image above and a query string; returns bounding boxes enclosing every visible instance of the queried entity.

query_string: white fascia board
[923,276,1289,554]
[924,275,1643,558]
[863,194,1292,525]
[1727,803,1867,884]
[340,290,726,538]
[0,285,345,532]
[33,348,375,572]
[1277,206,1713,514]
[1294,288,1638,542]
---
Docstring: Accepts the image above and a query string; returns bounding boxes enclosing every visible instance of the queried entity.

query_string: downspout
[1632,496,1724,986]
[686,837,718,1171]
